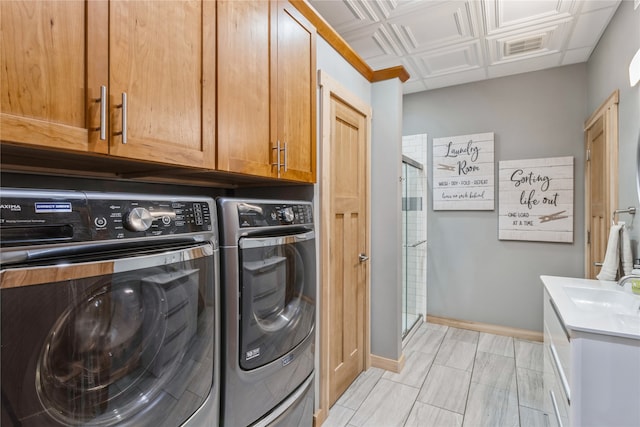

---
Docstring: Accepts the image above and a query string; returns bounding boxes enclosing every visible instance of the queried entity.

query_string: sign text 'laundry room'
[432,132,494,210]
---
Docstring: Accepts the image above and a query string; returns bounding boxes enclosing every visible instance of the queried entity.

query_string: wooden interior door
[108,0,215,168]
[584,91,619,279]
[328,95,368,406]
[586,116,608,279]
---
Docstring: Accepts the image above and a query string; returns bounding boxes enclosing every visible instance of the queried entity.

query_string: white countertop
[541,275,640,340]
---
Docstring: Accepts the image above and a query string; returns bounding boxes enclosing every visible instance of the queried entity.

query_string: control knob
[279,207,295,223]
[124,207,154,232]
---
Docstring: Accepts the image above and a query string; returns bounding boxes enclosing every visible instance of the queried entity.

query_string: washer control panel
[0,188,214,247]
[237,202,313,227]
[89,197,213,240]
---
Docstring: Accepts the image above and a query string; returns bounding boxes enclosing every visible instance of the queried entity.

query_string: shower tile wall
[402,134,427,166]
[402,134,428,329]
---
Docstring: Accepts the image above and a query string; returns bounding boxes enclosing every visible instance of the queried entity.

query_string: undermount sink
[563,286,640,316]
[542,275,640,340]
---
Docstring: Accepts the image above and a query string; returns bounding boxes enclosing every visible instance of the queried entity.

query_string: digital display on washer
[0,191,90,246]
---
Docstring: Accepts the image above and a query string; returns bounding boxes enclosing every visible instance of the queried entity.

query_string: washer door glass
[37,273,176,425]
[239,231,316,370]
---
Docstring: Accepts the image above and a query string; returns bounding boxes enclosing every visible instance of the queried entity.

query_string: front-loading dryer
[217,198,315,427]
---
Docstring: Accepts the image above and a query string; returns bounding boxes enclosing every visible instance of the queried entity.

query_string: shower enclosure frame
[401,155,427,339]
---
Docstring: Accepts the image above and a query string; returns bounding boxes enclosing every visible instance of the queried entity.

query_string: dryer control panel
[237,202,313,227]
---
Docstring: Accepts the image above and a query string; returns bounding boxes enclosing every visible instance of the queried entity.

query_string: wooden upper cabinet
[275,2,316,183]
[2,0,317,181]
[0,1,106,153]
[216,0,273,177]
[217,0,316,183]
[108,0,215,168]
[1,0,215,169]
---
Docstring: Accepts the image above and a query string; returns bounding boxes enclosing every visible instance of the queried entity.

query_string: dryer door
[238,230,316,370]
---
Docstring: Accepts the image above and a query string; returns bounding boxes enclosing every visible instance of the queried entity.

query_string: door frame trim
[315,70,372,426]
[584,90,619,278]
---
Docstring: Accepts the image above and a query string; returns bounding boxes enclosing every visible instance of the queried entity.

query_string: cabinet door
[276,2,316,183]
[108,0,215,169]
[0,1,108,154]
[216,0,274,178]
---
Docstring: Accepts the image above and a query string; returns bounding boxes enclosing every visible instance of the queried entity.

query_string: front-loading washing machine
[0,188,220,427]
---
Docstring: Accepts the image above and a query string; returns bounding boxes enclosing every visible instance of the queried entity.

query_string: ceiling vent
[504,36,544,57]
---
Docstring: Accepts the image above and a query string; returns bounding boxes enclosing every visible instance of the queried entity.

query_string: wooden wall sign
[432,132,494,210]
[498,156,574,243]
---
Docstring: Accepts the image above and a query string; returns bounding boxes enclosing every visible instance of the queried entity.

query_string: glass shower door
[402,156,426,339]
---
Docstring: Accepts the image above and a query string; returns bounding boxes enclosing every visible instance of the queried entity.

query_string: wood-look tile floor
[323,322,549,427]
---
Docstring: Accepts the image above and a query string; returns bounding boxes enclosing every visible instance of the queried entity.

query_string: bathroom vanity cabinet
[542,276,640,427]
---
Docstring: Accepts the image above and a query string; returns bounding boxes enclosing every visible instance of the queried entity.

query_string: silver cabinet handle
[114,92,127,144]
[92,85,107,140]
[271,141,288,176]
[272,140,281,177]
[282,142,288,172]
[594,262,603,267]
[121,92,127,144]
[98,85,106,140]
[359,253,369,262]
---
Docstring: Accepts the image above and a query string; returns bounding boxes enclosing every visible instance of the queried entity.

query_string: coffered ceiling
[308,0,622,93]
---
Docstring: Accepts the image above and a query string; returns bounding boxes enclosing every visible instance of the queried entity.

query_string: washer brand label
[35,202,72,213]
[246,348,260,361]
[0,204,22,212]
[282,354,295,367]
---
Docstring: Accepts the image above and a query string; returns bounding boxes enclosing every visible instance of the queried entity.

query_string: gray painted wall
[587,1,640,250]
[316,38,371,104]
[371,78,404,360]
[403,64,588,332]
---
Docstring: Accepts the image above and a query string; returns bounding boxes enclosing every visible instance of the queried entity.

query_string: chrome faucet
[617,274,640,287]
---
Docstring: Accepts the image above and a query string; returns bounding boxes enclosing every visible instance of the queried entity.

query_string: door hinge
[587,230,590,245]
[586,149,591,161]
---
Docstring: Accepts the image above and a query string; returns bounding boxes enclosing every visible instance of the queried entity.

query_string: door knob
[358,253,369,262]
